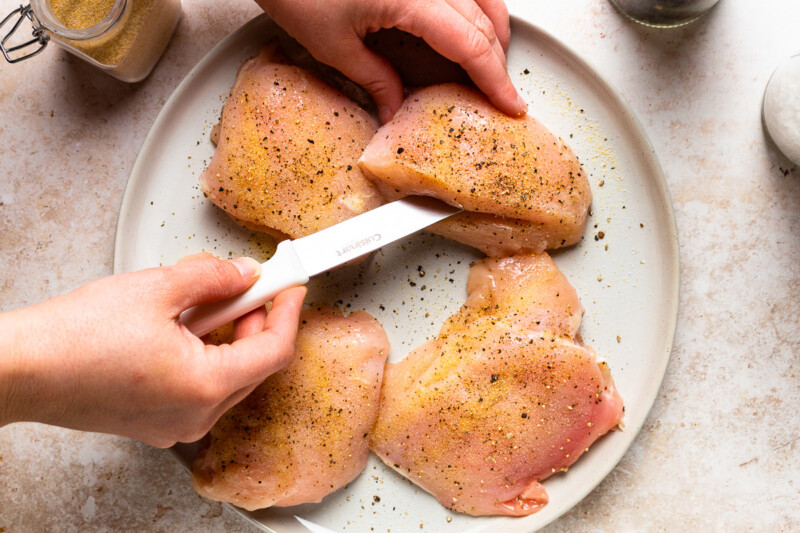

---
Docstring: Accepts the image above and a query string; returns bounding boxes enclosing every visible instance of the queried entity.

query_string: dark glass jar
[609,0,721,27]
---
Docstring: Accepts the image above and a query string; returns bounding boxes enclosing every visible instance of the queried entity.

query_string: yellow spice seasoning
[4,0,181,82]
[50,0,115,29]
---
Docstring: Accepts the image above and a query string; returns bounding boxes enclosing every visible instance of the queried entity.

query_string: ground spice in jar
[50,0,114,30]
[45,0,181,81]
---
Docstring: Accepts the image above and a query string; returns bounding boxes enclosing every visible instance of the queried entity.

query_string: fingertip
[290,285,308,303]
[371,80,403,125]
[492,79,527,117]
[515,93,528,116]
[266,286,306,336]
[275,285,307,311]
[378,105,394,125]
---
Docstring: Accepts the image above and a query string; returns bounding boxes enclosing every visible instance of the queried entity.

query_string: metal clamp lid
[1,4,49,63]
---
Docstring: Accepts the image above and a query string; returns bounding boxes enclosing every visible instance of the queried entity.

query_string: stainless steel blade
[291,196,462,276]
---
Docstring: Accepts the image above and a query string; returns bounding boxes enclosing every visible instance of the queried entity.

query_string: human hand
[256,0,526,123]
[0,254,306,448]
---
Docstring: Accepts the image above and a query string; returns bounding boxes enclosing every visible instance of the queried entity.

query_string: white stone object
[763,54,800,165]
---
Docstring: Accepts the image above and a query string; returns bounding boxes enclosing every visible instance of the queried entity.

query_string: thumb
[321,36,404,124]
[161,255,262,315]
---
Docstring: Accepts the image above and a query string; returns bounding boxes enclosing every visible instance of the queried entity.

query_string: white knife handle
[180,240,310,338]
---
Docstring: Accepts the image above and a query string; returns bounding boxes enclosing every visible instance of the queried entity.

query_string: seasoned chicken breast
[200,44,383,241]
[370,254,623,516]
[192,307,390,510]
[359,84,591,256]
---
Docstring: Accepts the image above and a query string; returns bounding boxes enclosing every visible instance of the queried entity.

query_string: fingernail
[378,106,393,125]
[231,257,261,280]
[516,94,528,116]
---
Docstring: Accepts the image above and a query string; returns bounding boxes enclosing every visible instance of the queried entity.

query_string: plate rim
[113,12,680,533]
[507,12,681,527]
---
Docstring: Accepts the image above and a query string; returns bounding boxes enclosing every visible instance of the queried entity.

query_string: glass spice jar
[1,0,181,82]
[608,0,721,28]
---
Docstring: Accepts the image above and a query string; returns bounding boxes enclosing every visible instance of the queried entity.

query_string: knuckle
[163,409,217,444]
[304,31,355,67]
[148,436,177,449]
[152,264,177,286]
[180,424,212,444]
[148,268,175,301]
[465,26,493,64]
[204,257,237,285]
[359,76,393,98]
[382,0,407,22]
[140,266,186,310]
[394,0,421,29]
[478,0,509,22]
[179,364,226,408]
[272,339,297,372]
[271,351,292,373]
[173,346,206,381]
[473,11,495,42]
[191,383,225,409]
[308,46,338,66]
[180,410,222,443]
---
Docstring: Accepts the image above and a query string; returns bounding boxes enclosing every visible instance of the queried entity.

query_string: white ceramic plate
[114,14,679,533]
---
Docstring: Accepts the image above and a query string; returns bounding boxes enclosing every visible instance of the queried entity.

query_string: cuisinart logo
[336,234,381,256]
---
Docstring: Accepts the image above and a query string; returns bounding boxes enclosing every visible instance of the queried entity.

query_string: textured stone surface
[1,0,798,531]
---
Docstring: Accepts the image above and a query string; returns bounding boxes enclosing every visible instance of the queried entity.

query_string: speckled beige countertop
[1,0,798,531]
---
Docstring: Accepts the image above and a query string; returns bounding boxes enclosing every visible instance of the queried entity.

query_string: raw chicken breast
[370,254,623,516]
[359,84,591,256]
[192,307,390,510]
[200,44,383,241]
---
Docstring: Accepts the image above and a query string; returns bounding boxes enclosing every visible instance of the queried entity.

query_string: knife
[180,196,462,337]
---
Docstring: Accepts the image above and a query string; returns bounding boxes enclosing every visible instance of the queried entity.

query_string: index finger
[474,0,511,53]
[398,0,526,116]
[445,0,507,70]
[214,286,307,388]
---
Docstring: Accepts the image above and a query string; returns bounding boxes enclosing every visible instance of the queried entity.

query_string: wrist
[0,309,29,426]
[0,304,64,427]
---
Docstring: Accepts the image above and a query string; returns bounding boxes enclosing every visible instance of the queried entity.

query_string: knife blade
[180,196,462,337]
